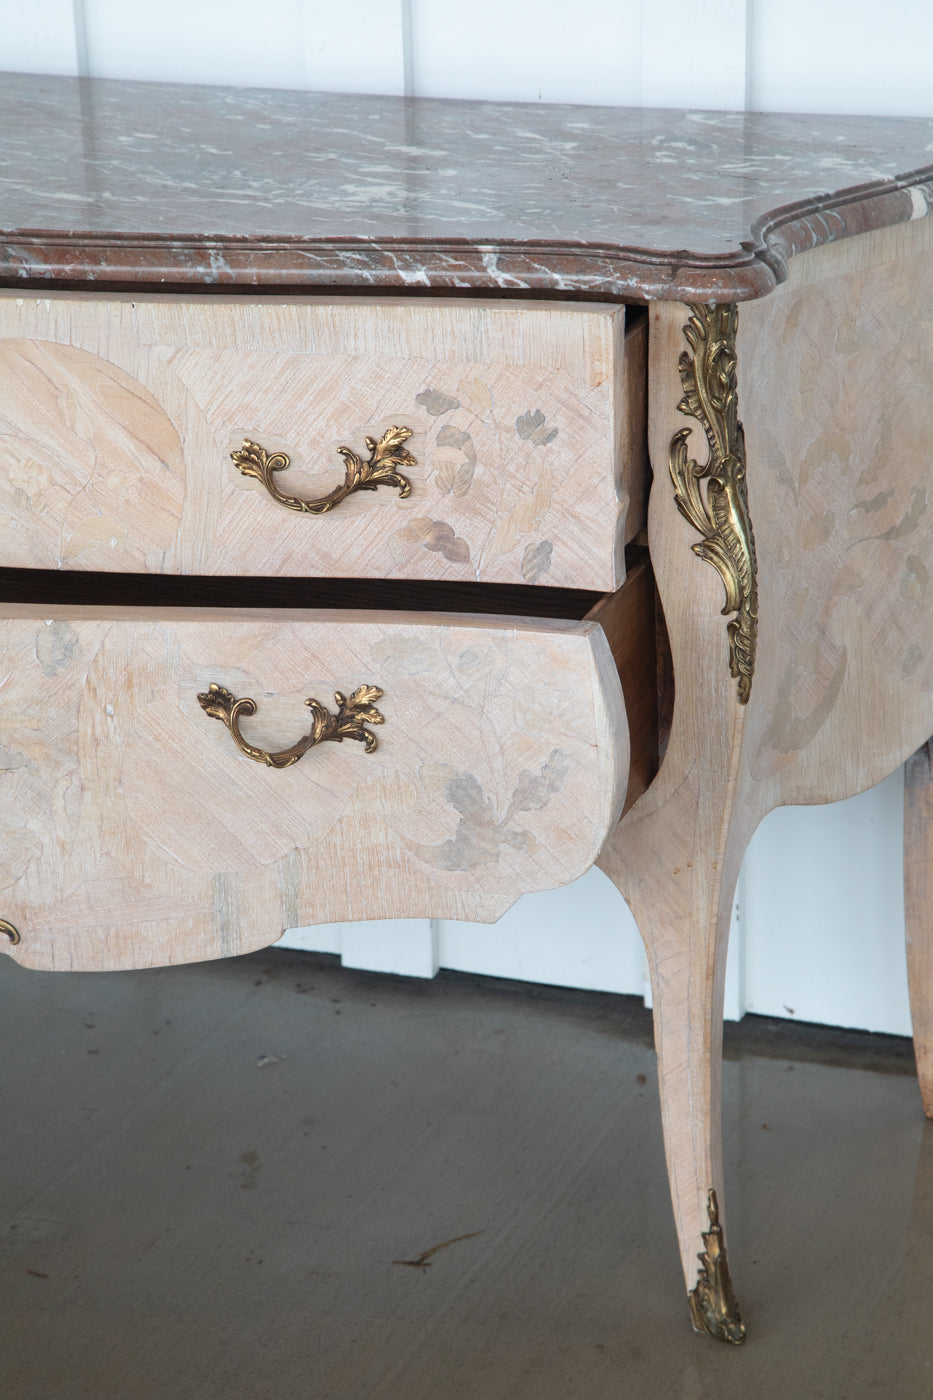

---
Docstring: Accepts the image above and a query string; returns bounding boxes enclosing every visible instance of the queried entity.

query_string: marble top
[1,72,932,301]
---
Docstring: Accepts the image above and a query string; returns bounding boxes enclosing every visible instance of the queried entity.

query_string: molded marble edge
[2,72,932,303]
[4,173,931,303]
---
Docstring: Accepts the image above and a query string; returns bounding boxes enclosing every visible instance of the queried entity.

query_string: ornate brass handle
[231,426,415,515]
[1,919,21,945]
[197,682,385,767]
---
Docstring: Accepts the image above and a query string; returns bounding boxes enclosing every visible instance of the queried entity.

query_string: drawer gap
[2,550,664,818]
[0,567,606,622]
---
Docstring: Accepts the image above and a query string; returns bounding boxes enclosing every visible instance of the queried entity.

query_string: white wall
[6,2,933,116]
[2,1,929,1033]
[285,769,912,1036]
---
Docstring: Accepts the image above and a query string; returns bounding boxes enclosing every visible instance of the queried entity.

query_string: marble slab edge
[2,174,931,304]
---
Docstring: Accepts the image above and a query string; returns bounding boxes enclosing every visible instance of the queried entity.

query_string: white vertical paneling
[408,0,643,105]
[278,869,646,993]
[282,770,912,1031]
[278,922,342,957]
[0,0,80,74]
[341,919,439,978]
[280,919,439,977]
[741,769,911,1034]
[8,1,933,118]
[76,0,407,94]
[299,2,407,96]
[642,0,748,111]
[436,867,646,994]
[80,0,307,87]
[747,0,933,117]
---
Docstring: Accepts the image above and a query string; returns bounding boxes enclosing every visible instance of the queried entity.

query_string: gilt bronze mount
[231,426,415,515]
[197,682,385,767]
[669,303,758,704]
[688,1189,746,1345]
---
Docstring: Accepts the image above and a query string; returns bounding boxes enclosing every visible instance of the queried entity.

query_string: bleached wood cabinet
[3,71,933,1345]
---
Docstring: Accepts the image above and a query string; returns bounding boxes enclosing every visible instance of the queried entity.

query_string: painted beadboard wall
[3,1,931,1032]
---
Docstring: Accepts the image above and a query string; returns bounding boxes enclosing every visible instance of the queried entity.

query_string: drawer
[0,293,646,592]
[0,563,658,972]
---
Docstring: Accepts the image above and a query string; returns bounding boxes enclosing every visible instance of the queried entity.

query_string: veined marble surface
[1,73,932,300]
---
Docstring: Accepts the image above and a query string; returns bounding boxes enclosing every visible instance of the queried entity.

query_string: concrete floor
[2,948,931,1400]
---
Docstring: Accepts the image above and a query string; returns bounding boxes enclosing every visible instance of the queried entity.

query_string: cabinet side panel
[737,215,933,811]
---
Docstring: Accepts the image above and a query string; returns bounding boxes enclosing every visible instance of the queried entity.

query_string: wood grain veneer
[0,562,660,834]
[905,740,933,1118]
[0,293,644,591]
[5,71,933,1344]
[600,213,933,1298]
[0,600,630,972]
[585,555,659,813]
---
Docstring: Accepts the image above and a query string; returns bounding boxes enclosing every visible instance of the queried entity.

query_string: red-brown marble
[1,74,931,301]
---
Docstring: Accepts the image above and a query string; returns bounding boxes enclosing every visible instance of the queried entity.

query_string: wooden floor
[2,948,931,1399]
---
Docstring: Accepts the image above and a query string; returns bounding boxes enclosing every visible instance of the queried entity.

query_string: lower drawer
[0,566,657,972]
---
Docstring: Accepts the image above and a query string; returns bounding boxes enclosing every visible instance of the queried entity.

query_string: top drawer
[0,293,646,591]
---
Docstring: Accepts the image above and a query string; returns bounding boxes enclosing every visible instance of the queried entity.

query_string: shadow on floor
[1,949,931,1400]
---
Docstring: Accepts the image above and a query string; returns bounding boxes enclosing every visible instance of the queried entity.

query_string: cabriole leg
[598,296,756,1342]
[600,806,747,1345]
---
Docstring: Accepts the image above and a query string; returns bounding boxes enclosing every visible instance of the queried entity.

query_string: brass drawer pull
[1,919,21,945]
[231,427,415,515]
[197,682,385,767]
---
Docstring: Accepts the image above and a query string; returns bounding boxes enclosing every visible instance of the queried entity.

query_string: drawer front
[0,604,628,971]
[0,294,645,591]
